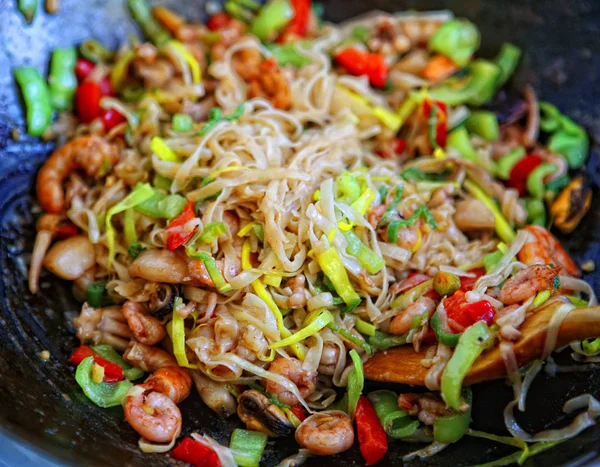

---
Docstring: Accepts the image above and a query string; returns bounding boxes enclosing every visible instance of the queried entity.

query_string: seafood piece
[191,371,237,418]
[237,389,294,437]
[123,340,177,372]
[295,411,354,456]
[398,393,454,425]
[122,301,167,346]
[390,296,437,335]
[74,303,131,352]
[144,367,192,404]
[518,225,580,277]
[129,249,188,284]
[265,358,317,406]
[43,235,95,281]
[499,264,560,305]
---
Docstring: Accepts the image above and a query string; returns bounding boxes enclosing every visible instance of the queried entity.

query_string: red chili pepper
[99,76,114,97]
[278,0,311,42]
[75,58,95,81]
[69,345,124,383]
[206,12,232,31]
[167,201,198,251]
[507,154,543,196]
[334,48,389,88]
[101,108,127,132]
[355,396,388,466]
[459,267,486,293]
[290,404,307,422]
[423,99,448,148]
[75,81,103,123]
[171,437,221,467]
[443,290,496,332]
[393,137,407,155]
[54,222,79,239]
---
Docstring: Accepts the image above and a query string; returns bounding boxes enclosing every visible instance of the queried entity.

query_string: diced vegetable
[230,429,268,467]
[14,67,53,136]
[355,396,388,466]
[368,330,407,351]
[433,388,472,443]
[173,113,193,132]
[75,356,133,408]
[526,163,556,199]
[507,154,543,196]
[251,0,294,42]
[355,317,376,337]
[135,189,187,219]
[368,390,419,439]
[48,47,78,110]
[75,81,103,123]
[423,99,448,148]
[342,230,385,274]
[494,43,522,89]
[387,206,438,243]
[465,110,499,141]
[526,198,547,226]
[447,126,478,162]
[166,201,198,250]
[171,437,222,467]
[441,321,494,410]
[167,305,200,369]
[91,344,145,381]
[433,271,461,296]
[268,42,312,67]
[336,172,361,204]
[430,311,460,347]
[334,48,389,88]
[69,345,124,383]
[494,147,525,180]
[194,252,232,294]
[86,282,111,308]
[428,19,480,67]
[279,0,312,41]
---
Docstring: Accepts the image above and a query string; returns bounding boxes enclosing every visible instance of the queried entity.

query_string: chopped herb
[128,242,146,259]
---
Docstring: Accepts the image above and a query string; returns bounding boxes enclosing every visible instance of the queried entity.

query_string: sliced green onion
[336,172,362,204]
[464,179,515,243]
[166,306,199,369]
[80,39,114,63]
[368,390,419,439]
[267,42,312,67]
[368,330,407,351]
[526,163,556,199]
[230,429,268,467]
[387,206,438,243]
[127,242,146,259]
[172,113,193,132]
[269,309,334,350]
[317,248,361,308]
[198,222,227,243]
[378,185,404,226]
[494,147,525,180]
[342,230,385,274]
[355,317,376,337]
[465,110,499,141]
[87,282,108,308]
[328,322,373,355]
[75,356,133,408]
[194,252,232,293]
[124,208,137,246]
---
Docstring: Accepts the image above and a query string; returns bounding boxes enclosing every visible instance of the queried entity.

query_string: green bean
[18,0,38,24]
[127,0,171,46]
[79,39,114,64]
[48,47,77,110]
[14,67,53,136]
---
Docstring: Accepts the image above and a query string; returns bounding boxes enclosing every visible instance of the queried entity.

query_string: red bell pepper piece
[334,48,389,88]
[355,396,388,466]
[443,290,496,332]
[75,81,103,123]
[459,267,486,293]
[423,99,448,148]
[166,201,198,251]
[101,108,127,132]
[507,154,543,196]
[278,0,311,41]
[290,404,307,422]
[465,300,495,325]
[207,12,232,31]
[171,437,221,467]
[98,76,114,97]
[69,345,124,383]
[75,58,95,81]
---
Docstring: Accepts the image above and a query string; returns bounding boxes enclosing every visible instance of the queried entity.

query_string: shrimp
[122,301,167,346]
[368,205,386,228]
[518,225,581,277]
[499,264,560,305]
[295,411,354,456]
[124,340,177,372]
[390,296,437,335]
[29,213,70,293]
[397,393,454,425]
[36,135,119,214]
[74,303,131,352]
[285,275,308,309]
[318,343,340,376]
[123,386,182,443]
[144,367,192,404]
[265,358,317,406]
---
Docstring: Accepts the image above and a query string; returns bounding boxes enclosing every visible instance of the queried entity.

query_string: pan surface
[0,0,599,465]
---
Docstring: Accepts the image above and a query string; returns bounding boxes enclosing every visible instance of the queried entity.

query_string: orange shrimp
[518,225,580,277]
[123,341,177,372]
[123,387,182,443]
[265,358,317,406]
[122,301,167,346]
[390,296,437,335]
[144,367,192,404]
[499,264,560,305]
[37,135,119,214]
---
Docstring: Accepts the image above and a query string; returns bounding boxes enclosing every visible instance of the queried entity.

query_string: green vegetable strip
[378,185,404,226]
[317,248,361,308]
[342,230,385,274]
[267,42,312,67]
[525,198,546,226]
[48,47,78,110]
[470,437,561,467]
[387,206,438,243]
[195,252,233,293]
[198,222,227,243]
[135,189,187,219]
[465,110,499,141]
[368,390,419,438]
[494,147,525,179]
[355,317,376,337]
[18,0,38,23]
[464,179,515,243]
[441,321,494,410]
[327,322,373,355]
[347,349,364,419]
[124,208,138,246]
[428,19,480,67]
[494,43,523,89]
[14,67,53,137]
[230,429,268,467]
[269,309,334,349]
[526,163,556,199]
[75,356,133,408]
[91,344,144,381]
[127,0,171,46]
[368,330,407,351]
[390,279,433,309]
[336,173,362,205]
[430,312,460,347]
[79,39,114,63]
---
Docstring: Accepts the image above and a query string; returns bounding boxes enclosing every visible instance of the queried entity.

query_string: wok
[0,0,599,465]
